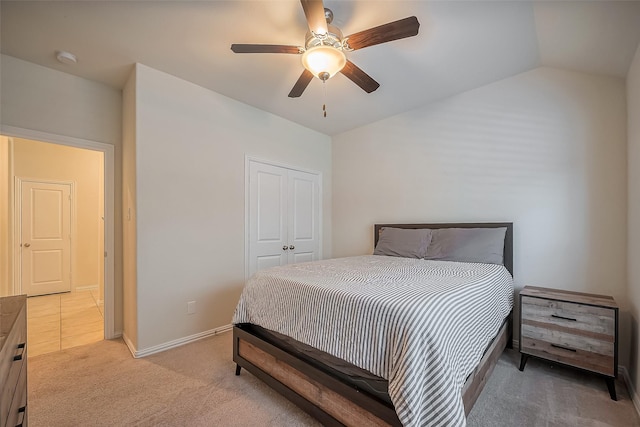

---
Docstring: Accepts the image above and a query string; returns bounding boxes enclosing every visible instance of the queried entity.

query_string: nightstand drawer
[521,323,613,356]
[520,337,614,376]
[521,295,615,336]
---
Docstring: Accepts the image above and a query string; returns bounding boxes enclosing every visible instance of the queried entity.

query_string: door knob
[23,243,31,248]
[289,245,295,250]
[282,245,288,251]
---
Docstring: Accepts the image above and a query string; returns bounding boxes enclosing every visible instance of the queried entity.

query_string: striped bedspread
[232,255,514,426]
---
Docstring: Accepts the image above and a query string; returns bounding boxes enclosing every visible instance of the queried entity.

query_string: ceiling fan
[230,0,420,98]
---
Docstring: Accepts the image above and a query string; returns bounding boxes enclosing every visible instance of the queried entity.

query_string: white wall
[0,136,10,296]
[131,64,332,352]
[122,66,138,348]
[0,54,124,331]
[627,43,640,402]
[0,55,121,145]
[332,67,628,362]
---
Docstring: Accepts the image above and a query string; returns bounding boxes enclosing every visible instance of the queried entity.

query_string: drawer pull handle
[551,314,577,322]
[13,343,26,361]
[551,343,577,352]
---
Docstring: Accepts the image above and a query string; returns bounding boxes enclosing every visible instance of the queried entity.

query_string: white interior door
[21,181,72,296]
[249,162,289,276]
[248,160,321,277]
[287,170,320,264]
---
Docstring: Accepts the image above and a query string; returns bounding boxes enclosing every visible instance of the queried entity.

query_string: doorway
[14,139,104,356]
[1,127,116,355]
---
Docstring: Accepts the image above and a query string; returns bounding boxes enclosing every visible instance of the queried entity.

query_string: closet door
[248,162,289,277]
[247,160,321,278]
[287,170,320,264]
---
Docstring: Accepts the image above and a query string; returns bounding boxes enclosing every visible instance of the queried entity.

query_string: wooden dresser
[519,286,618,400]
[0,295,28,427]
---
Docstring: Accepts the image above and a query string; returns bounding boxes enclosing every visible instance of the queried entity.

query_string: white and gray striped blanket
[233,255,513,426]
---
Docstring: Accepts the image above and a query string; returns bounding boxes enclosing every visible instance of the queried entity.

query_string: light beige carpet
[28,332,640,426]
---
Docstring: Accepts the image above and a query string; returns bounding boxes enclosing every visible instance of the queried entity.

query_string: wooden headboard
[374,222,514,276]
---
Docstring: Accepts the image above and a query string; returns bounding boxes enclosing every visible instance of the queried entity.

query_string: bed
[233,222,514,427]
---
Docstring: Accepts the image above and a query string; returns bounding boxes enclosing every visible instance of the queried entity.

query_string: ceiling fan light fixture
[301,45,346,80]
[230,3,419,98]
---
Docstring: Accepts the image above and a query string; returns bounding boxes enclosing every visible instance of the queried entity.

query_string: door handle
[282,246,288,251]
[289,245,295,250]
[23,243,30,248]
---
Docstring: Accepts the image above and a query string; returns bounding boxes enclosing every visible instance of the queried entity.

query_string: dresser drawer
[0,305,27,424]
[1,296,27,427]
[5,355,27,427]
[0,307,26,386]
[1,348,26,423]
[521,295,615,336]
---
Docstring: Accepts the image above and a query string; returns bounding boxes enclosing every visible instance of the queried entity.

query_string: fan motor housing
[305,24,343,51]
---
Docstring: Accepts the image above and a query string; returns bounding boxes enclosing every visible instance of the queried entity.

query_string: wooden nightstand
[518,286,618,400]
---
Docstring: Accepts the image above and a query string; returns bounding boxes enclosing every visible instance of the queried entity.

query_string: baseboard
[121,332,137,357]
[620,366,640,417]
[123,324,233,359]
[512,339,519,349]
[74,284,99,291]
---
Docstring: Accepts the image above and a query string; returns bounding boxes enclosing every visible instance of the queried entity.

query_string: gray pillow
[374,227,433,259]
[424,227,507,265]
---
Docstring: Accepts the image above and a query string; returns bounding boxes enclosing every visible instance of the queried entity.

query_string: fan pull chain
[322,79,327,118]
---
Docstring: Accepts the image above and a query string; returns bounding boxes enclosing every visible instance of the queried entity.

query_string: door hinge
[104,251,108,257]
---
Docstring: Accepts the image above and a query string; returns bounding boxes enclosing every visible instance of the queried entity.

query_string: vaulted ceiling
[2,1,640,136]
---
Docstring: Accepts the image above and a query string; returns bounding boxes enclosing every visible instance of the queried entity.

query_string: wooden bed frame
[234,222,514,426]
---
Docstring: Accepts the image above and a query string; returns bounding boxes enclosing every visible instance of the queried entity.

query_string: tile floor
[27,289,104,357]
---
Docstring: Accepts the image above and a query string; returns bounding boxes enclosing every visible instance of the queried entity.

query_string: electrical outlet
[187,301,196,315]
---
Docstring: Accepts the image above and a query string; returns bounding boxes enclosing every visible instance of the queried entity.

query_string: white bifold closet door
[248,160,320,278]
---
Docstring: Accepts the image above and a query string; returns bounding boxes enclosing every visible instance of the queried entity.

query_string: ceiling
[1,1,640,136]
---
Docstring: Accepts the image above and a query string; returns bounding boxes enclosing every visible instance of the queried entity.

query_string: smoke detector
[56,51,77,65]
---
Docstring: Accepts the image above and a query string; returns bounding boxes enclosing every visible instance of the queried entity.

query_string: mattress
[233,255,514,426]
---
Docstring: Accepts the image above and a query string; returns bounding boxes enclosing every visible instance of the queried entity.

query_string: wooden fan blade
[300,0,328,35]
[344,16,420,51]
[231,44,301,54]
[288,69,315,98]
[340,60,380,93]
